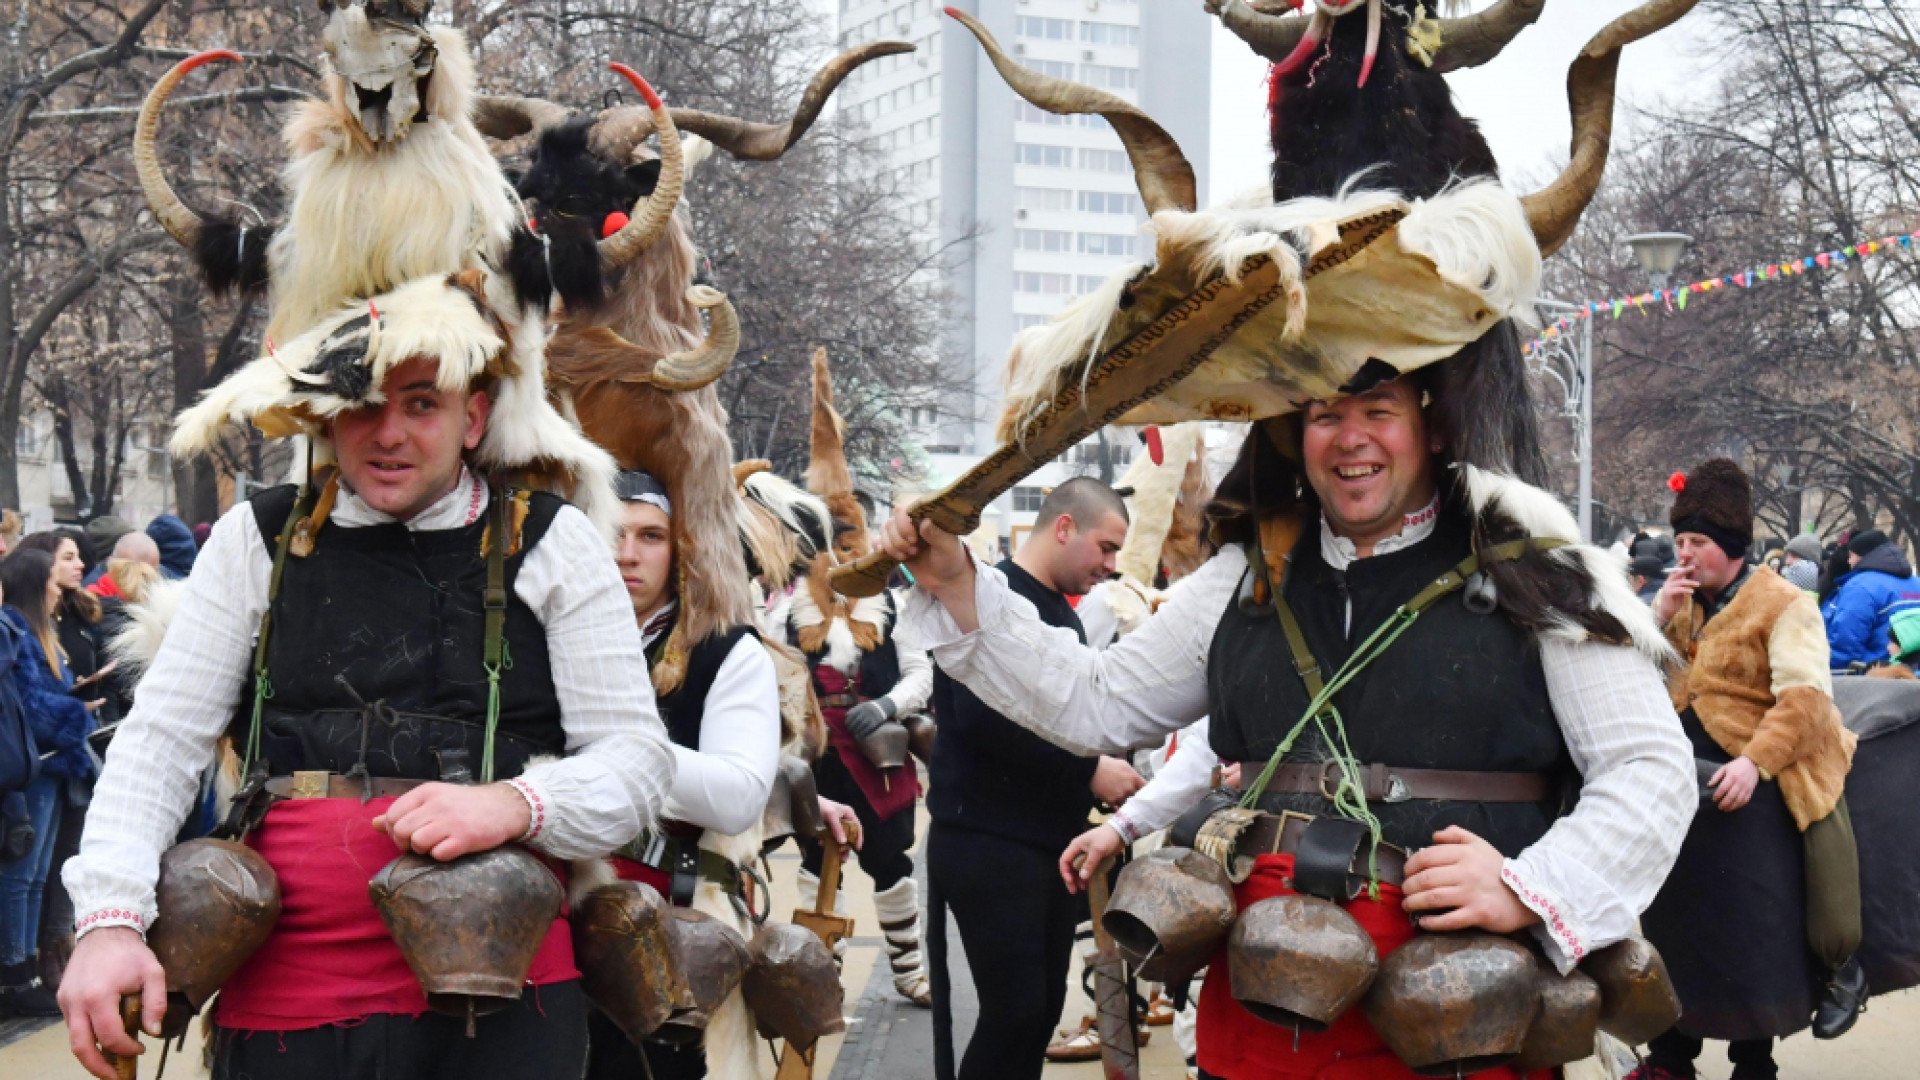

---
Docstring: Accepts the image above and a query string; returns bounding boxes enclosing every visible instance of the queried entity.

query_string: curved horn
[471,93,573,140]
[1204,0,1314,63]
[649,286,740,392]
[1431,0,1549,73]
[945,8,1195,215]
[135,50,241,249]
[733,459,773,486]
[598,64,684,271]
[669,41,915,160]
[1522,0,1701,257]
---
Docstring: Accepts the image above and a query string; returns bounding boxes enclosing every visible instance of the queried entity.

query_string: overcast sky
[1207,3,1727,206]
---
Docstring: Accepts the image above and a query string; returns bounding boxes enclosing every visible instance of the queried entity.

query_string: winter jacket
[1822,543,1920,668]
[1,606,95,782]
[146,514,197,580]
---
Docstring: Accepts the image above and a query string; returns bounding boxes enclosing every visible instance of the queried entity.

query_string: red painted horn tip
[607,63,663,110]
[185,49,243,71]
[942,7,963,20]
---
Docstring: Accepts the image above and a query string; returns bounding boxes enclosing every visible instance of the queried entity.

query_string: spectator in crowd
[1632,529,1677,570]
[190,522,212,549]
[87,534,160,599]
[1819,533,1855,603]
[78,519,133,588]
[1631,553,1667,603]
[0,511,21,559]
[1783,534,1824,568]
[0,550,98,1018]
[1823,530,1920,669]
[144,515,197,580]
[1782,558,1821,594]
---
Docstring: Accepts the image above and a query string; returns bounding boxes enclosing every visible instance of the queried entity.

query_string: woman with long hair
[0,549,97,1017]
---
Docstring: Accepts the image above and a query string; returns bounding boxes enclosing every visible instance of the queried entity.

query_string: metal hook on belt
[740,860,772,926]
[332,674,397,803]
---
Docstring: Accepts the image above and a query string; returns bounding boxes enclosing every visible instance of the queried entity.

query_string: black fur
[192,218,275,297]
[506,220,606,315]
[509,116,670,314]
[1269,8,1498,202]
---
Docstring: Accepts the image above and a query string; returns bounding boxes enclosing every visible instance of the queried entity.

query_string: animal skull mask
[320,0,438,143]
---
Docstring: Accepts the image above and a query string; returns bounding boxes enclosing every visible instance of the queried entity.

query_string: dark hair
[1,548,64,679]
[16,529,100,625]
[1035,476,1129,534]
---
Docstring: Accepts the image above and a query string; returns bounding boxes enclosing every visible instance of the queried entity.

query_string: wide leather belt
[819,692,861,708]
[1235,811,1409,891]
[615,830,743,906]
[1247,761,1552,804]
[264,772,428,801]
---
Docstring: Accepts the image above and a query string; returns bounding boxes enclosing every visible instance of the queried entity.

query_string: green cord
[480,639,512,784]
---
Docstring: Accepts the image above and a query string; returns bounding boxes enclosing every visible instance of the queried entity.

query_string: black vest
[234,483,565,783]
[645,608,756,751]
[1208,510,1572,856]
[794,593,902,700]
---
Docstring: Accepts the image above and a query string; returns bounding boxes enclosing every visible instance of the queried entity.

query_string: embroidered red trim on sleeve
[75,908,146,936]
[507,778,547,842]
[1501,865,1585,962]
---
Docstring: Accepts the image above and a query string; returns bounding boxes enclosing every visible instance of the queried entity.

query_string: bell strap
[479,483,511,784]
[240,479,327,776]
[615,831,743,904]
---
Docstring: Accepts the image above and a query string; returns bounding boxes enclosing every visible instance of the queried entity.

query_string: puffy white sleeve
[1108,717,1221,842]
[882,638,934,715]
[894,548,1242,756]
[1502,638,1694,972]
[663,636,780,836]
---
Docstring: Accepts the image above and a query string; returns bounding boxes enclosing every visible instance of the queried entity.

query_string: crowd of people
[0,512,202,1018]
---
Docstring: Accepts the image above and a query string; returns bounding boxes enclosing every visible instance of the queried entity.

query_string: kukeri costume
[883,5,1705,1077]
[63,273,673,1077]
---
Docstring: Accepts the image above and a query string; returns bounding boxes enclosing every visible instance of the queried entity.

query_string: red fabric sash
[1195,853,1550,1080]
[216,797,577,1031]
[814,665,919,820]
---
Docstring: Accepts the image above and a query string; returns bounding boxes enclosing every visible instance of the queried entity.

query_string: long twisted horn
[945,7,1195,215]
[650,286,740,391]
[470,93,572,140]
[1523,0,1700,257]
[135,50,241,249]
[1204,0,1313,63]
[599,64,683,271]
[1431,0,1549,73]
[670,41,914,160]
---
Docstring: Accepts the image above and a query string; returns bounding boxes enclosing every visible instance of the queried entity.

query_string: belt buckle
[291,771,330,799]
[1270,809,1312,854]
[1316,760,1346,801]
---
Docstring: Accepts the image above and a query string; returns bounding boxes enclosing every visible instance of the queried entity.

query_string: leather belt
[264,772,428,801]
[819,692,861,708]
[615,831,743,906]
[1236,811,1408,892]
[1247,761,1552,804]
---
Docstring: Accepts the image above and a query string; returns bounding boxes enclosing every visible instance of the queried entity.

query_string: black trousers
[927,821,1082,1080]
[212,980,587,1080]
[796,748,915,892]
[1647,1028,1777,1079]
[585,1006,705,1080]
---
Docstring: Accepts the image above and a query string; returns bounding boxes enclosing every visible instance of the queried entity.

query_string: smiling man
[55,274,670,1080]
[883,368,1694,1080]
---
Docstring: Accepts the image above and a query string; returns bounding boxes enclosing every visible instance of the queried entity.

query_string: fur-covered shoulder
[106,578,186,680]
[1456,464,1673,663]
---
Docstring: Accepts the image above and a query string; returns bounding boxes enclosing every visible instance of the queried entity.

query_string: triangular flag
[1816,252,1831,269]
[1611,299,1625,319]
[1678,288,1690,311]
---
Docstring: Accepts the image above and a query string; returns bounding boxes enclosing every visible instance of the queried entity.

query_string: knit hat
[83,516,135,563]
[1629,554,1666,582]
[1849,530,1889,557]
[1892,608,1920,664]
[1668,458,1753,560]
[1784,534,1824,563]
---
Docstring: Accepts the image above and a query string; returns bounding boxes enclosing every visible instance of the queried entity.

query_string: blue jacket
[1823,544,1920,668]
[146,514,197,580]
[1,606,95,781]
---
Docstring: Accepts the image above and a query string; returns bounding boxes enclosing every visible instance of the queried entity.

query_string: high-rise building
[834,0,1211,542]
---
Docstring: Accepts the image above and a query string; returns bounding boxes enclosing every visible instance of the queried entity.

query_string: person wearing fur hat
[56,272,672,1080]
[1636,458,1865,1080]
[782,350,936,1009]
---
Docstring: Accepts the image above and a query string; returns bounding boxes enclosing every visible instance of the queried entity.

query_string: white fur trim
[1116,424,1205,586]
[1456,465,1673,663]
[788,585,891,677]
[106,578,184,679]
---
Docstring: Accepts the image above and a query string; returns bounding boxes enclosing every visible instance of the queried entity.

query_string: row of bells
[146,837,847,1050]
[1108,847,1684,1076]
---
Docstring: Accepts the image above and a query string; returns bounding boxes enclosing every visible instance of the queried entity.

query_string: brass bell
[1581,936,1682,1046]
[1228,894,1378,1030]
[148,839,281,1038]
[855,721,912,770]
[1511,965,1602,1071]
[654,908,751,1045]
[572,879,686,1042]
[743,922,846,1049]
[368,846,563,1021]
[1363,932,1541,1076]
[1104,847,1237,983]
[902,711,937,766]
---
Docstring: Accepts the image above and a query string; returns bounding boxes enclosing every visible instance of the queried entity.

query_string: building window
[1077,191,1140,216]
[1013,271,1073,294]
[1080,63,1138,91]
[1032,59,1074,80]
[1012,486,1045,513]
[1079,21,1141,47]
[1076,274,1110,294]
[1017,16,1073,40]
[1015,229,1072,253]
[1015,143,1074,169]
[1078,232,1137,258]
[1078,148,1131,173]
[1016,186,1073,212]
[1015,101,1072,127]
[1012,313,1053,332]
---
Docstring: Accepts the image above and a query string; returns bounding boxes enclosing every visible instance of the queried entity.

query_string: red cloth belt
[814,664,918,821]
[216,797,578,1031]
[1195,853,1550,1080]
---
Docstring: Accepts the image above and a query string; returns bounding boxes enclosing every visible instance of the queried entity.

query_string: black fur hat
[1669,458,1753,558]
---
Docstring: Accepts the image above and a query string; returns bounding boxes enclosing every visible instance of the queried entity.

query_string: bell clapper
[1292,1023,1301,1053]
[466,997,478,1039]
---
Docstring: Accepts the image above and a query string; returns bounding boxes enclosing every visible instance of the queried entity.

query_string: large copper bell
[1363,932,1541,1076]
[1228,894,1378,1030]
[368,846,563,1020]
[148,839,281,1037]
[655,908,751,1046]
[1105,847,1236,983]
[902,711,937,765]
[743,922,847,1049]
[1512,965,1603,1071]
[1581,936,1682,1046]
[762,758,799,848]
[856,720,912,769]
[572,880,686,1042]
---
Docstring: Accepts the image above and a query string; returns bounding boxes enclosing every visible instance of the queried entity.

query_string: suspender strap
[1273,595,1325,700]
[241,481,326,775]
[479,484,512,783]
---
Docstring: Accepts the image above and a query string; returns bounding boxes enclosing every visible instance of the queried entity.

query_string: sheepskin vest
[1209,507,1573,857]
[1664,564,1857,829]
[232,483,564,782]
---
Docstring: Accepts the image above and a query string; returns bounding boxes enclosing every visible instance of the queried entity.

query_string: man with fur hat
[56,272,671,1080]
[1636,458,1865,1080]
[783,350,935,1007]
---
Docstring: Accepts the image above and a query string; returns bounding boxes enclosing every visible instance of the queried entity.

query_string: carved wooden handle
[104,994,142,1080]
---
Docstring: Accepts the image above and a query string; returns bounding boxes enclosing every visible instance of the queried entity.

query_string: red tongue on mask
[1144,426,1164,466]
[601,211,630,239]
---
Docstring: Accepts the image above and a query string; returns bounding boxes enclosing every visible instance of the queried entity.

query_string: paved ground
[3,804,1915,1078]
